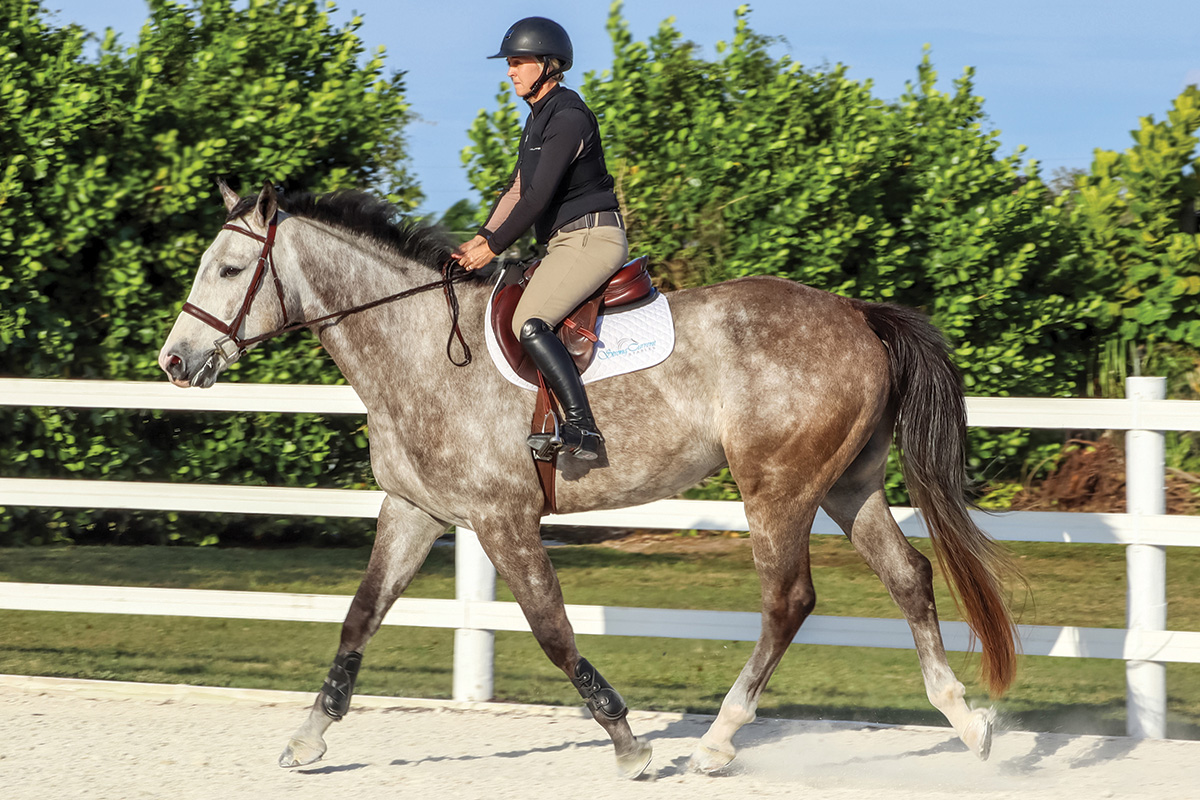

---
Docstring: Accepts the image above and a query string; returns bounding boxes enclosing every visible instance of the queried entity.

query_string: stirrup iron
[527,414,603,461]
[527,410,562,461]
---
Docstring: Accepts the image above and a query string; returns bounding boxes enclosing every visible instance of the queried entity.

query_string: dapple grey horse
[159,182,1018,778]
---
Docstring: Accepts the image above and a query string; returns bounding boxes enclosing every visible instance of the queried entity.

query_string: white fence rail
[2,377,1199,740]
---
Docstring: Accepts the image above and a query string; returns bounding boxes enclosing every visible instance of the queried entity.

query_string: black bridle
[181,214,473,370]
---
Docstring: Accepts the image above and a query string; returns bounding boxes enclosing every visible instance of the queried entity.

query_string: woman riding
[453,17,628,461]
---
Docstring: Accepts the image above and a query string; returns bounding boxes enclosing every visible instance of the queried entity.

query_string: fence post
[452,527,496,702]
[1125,376,1167,738]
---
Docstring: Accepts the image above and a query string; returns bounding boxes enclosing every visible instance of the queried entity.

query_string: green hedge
[0,0,415,545]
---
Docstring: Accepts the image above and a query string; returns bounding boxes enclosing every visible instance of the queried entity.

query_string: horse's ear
[217,179,240,213]
[254,181,278,227]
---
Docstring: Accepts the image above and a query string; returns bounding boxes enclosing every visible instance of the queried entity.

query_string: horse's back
[668,275,890,399]
[555,275,892,511]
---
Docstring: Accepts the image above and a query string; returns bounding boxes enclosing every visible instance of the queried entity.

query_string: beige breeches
[510,224,629,340]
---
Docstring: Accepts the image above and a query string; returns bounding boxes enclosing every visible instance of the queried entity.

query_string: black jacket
[481,86,619,252]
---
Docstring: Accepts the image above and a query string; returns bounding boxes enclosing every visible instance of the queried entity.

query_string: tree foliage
[1072,87,1200,369]
[0,0,415,544]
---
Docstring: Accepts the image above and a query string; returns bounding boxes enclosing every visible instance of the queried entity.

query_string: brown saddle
[490,255,655,516]
[490,255,655,385]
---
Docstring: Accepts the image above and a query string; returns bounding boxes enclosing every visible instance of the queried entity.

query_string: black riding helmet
[489,17,573,101]
[489,17,574,70]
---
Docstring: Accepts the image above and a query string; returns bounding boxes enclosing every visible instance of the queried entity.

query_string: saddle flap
[490,283,537,383]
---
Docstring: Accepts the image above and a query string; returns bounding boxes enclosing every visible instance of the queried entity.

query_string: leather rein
[181,213,473,370]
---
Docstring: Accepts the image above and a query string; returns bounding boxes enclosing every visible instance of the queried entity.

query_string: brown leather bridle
[181,213,473,370]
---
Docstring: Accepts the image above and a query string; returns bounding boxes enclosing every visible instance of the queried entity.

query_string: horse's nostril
[166,353,186,380]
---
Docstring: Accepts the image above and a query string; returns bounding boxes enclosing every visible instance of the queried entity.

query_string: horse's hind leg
[473,517,653,780]
[691,497,819,773]
[821,429,995,759]
[280,496,448,768]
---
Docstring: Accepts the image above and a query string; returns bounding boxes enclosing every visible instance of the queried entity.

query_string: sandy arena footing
[2,675,1197,800]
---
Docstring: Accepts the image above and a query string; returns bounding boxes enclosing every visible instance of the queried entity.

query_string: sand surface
[2,675,1197,800]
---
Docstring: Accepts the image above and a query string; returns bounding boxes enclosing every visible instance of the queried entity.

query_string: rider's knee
[518,317,551,343]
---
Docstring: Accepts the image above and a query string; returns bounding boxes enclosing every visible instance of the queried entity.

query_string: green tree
[437,198,483,241]
[0,0,416,544]
[1072,86,1200,380]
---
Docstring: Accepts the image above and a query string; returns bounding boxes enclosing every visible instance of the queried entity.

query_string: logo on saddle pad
[598,337,658,361]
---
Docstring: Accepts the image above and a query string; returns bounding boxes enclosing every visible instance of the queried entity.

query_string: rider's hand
[452,235,497,271]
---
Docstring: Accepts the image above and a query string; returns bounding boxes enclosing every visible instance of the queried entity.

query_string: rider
[453,17,628,461]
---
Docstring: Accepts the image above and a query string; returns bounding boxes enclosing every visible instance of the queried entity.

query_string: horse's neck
[283,223,481,409]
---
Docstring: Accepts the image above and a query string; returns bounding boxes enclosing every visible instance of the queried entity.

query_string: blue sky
[43,0,1200,216]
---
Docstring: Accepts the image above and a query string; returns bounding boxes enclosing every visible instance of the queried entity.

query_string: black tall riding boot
[520,318,604,460]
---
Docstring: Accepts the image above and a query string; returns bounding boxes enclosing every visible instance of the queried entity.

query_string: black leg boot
[520,318,604,460]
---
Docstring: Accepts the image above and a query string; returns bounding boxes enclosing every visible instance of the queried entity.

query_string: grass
[2,536,1199,739]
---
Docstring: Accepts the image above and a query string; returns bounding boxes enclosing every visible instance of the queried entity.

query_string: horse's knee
[794,583,817,619]
[763,582,815,635]
[894,547,934,600]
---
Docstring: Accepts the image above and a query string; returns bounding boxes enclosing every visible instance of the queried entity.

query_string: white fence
[2,377,1200,739]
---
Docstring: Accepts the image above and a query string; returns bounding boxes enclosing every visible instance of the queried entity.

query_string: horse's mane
[227,189,485,281]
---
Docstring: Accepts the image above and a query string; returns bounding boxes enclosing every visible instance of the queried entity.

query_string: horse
[158,181,1019,779]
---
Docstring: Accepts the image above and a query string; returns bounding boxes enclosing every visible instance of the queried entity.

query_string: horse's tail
[855,299,1019,697]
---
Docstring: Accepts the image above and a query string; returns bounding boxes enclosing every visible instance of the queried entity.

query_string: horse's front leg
[475,518,653,780]
[280,496,448,768]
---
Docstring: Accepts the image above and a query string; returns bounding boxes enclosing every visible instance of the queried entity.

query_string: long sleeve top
[480,85,619,253]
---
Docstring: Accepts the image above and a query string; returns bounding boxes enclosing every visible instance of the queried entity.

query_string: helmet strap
[522,60,552,103]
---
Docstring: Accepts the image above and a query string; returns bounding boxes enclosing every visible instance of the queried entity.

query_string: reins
[182,213,474,369]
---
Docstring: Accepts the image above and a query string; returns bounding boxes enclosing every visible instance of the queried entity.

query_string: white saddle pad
[484,284,676,391]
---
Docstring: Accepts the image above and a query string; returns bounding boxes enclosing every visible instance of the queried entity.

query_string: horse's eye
[219,265,245,279]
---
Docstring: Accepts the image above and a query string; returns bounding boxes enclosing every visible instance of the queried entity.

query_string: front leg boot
[319,650,363,721]
[571,657,628,721]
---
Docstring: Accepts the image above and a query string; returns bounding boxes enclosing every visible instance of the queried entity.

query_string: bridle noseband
[181,213,473,372]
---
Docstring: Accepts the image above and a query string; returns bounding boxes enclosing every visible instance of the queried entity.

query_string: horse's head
[159,181,290,388]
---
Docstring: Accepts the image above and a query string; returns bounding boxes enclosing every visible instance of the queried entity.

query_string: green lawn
[2,536,1198,739]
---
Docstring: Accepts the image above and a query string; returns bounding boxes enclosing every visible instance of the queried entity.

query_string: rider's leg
[511,224,627,460]
[521,317,603,459]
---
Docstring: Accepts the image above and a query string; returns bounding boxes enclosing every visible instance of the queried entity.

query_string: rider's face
[506,55,543,97]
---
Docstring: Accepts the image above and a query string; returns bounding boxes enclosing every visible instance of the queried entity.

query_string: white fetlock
[688,739,737,774]
[615,738,653,780]
[959,707,996,761]
[279,734,327,768]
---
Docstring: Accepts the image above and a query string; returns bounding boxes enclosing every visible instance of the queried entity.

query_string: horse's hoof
[615,738,653,780]
[961,707,995,761]
[279,736,327,768]
[688,742,736,774]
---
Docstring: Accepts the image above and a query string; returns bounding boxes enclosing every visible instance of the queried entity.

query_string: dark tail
[855,300,1019,697]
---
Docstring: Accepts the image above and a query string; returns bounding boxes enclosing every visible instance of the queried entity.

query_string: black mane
[227,189,483,280]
